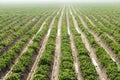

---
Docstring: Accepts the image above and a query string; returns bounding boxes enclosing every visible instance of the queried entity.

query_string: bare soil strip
[2,17,48,80]
[70,9,108,80]
[66,13,83,80]
[50,8,64,80]
[26,10,61,80]
[79,15,120,67]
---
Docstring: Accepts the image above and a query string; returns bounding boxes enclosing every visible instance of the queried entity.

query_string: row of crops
[0,3,120,80]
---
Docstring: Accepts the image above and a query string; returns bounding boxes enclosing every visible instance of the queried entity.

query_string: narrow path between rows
[50,8,64,80]
[66,13,83,80]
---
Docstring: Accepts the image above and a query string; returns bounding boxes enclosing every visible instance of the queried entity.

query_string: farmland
[0,3,120,80]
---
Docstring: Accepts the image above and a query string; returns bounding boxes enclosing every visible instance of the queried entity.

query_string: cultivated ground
[0,3,120,80]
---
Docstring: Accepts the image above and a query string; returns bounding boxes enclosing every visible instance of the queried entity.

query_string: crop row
[0,13,49,78]
[59,13,77,80]
[103,15,120,28]
[69,10,98,80]
[32,11,60,80]
[74,10,120,79]
[75,7,120,62]
[93,16,120,43]
[0,8,57,56]
[0,16,19,30]
[85,16,120,59]
[6,12,56,80]
[0,16,34,49]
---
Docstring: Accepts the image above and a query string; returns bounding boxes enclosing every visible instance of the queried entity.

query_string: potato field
[0,3,120,80]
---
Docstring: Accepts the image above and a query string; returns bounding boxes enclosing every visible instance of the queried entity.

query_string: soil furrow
[50,8,64,80]
[66,13,83,80]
